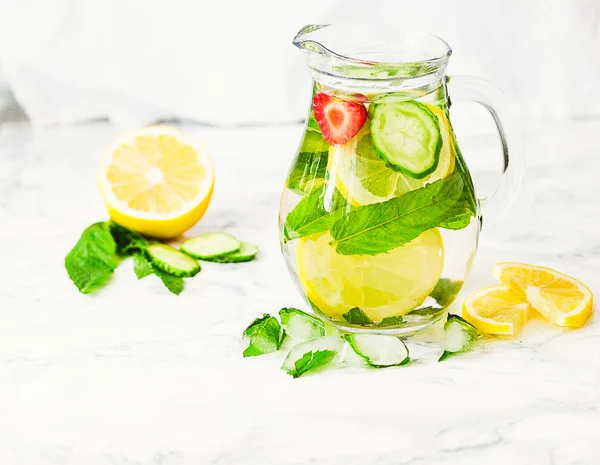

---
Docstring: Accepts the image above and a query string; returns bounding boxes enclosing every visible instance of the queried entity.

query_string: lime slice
[330,104,455,207]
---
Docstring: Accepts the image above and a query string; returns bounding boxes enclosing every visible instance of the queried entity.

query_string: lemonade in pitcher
[279,25,522,334]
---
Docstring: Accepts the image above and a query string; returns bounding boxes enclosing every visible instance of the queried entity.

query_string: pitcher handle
[448,75,526,228]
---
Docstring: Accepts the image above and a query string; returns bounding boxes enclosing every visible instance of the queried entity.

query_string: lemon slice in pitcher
[99,126,214,238]
[330,104,455,207]
[296,230,444,322]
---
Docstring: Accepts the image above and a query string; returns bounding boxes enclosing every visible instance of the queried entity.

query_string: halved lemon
[493,262,593,328]
[329,104,455,207]
[296,229,444,322]
[99,126,215,238]
[462,285,529,336]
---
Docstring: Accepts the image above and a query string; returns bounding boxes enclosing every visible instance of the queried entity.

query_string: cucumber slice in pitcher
[210,242,259,263]
[181,232,241,259]
[146,244,201,277]
[439,314,480,361]
[345,334,410,368]
[370,100,442,178]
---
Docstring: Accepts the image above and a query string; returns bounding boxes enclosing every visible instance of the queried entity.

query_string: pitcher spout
[292,24,331,52]
[293,24,452,89]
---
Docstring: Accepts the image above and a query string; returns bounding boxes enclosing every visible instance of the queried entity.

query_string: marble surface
[0,117,599,465]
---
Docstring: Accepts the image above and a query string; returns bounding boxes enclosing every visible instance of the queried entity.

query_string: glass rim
[293,24,452,81]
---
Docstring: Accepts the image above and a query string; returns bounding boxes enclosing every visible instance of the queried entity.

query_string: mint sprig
[65,221,184,295]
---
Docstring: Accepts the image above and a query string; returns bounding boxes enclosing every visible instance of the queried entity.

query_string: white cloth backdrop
[0,0,598,127]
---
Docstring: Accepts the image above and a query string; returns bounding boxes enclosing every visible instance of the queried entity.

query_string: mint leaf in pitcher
[377,315,405,327]
[330,173,463,255]
[438,188,477,230]
[287,144,328,196]
[283,186,347,241]
[431,279,464,307]
[342,307,375,326]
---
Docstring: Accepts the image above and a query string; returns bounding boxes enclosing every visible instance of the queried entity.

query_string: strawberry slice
[312,93,367,145]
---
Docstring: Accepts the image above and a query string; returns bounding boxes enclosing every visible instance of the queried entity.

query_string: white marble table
[0,118,598,465]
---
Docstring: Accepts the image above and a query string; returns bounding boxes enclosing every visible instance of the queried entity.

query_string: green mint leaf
[287,151,328,195]
[242,314,284,357]
[153,267,184,295]
[408,306,441,316]
[342,307,375,326]
[452,145,478,211]
[109,221,149,256]
[438,188,478,230]
[438,209,473,230]
[331,173,463,255]
[377,315,404,327]
[133,253,154,279]
[283,186,347,241]
[65,222,118,294]
[431,279,464,307]
[288,349,336,378]
[287,132,329,195]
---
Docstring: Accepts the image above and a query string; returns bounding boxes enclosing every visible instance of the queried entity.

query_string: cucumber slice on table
[370,100,442,178]
[146,244,200,277]
[181,232,241,259]
[345,334,410,367]
[439,314,480,361]
[209,242,259,263]
[282,336,344,378]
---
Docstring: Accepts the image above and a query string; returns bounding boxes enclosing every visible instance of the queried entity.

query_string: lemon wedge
[98,126,215,238]
[493,262,593,328]
[462,285,529,336]
[296,229,444,322]
[329,104,455,207]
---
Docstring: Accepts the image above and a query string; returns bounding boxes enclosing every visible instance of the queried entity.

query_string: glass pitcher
[279,24,525,334]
